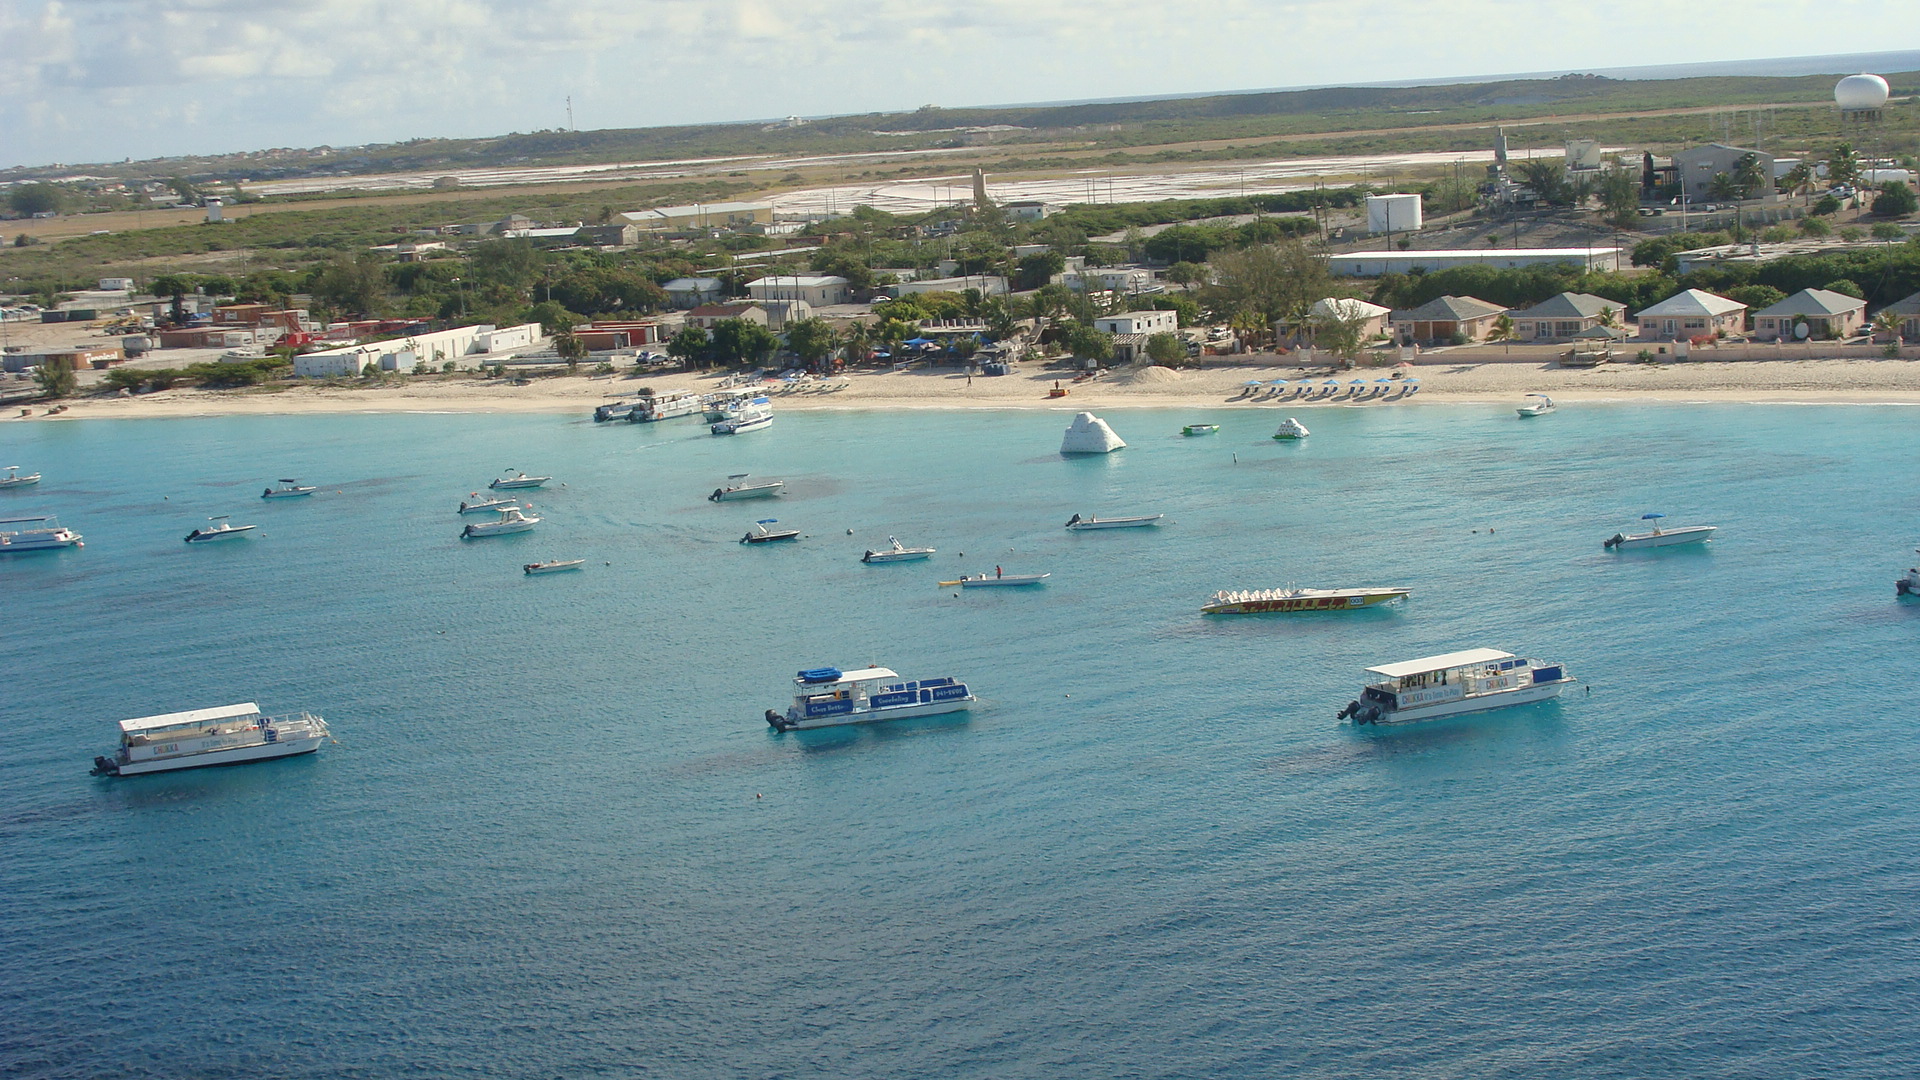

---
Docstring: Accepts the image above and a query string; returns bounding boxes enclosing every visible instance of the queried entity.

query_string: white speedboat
[1202,585,1410,614]
[1603,513,1716,550]
[711,397,772,435]
[524,559,585,574]
[1517,393,1556,417]
[262,479,316,499]
[459,494,521,514]
[1337,648,1574,725]
[862,537,935,563]
[767,665,975,731]
[1272,417,1310,440]
[1065,513,1163,530]
[709,475,784,502]
[462,507,539,537]
[0,515,82,551]
[939,572,1050,587]
[489,472,551,490]
[185,517,255,543]
[1060,412,1126,454]
[1896,550,1920,597]
[0,465,40,489]
[90,702,330,776]
[741,519,800,543]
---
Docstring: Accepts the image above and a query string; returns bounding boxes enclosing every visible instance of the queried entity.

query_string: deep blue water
[3,404,1919,1079]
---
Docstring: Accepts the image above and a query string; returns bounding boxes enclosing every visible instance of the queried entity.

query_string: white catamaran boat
[524,559,585,574]
[1272,417,1311,440]
[1337,648,1574,725]
[1603,513,1716,550]
[90,702,331,776]
[0,515,82,551]
[1202,585,1410,614]
[862,537,935,563]
[462,507,539,537]
[767,666,975,731]
[489,471,551,490]
[261,479,317,499]
[1065,513,1163,530]
[184,516,255,543]
[711,397,773,435]
[709,475,784,502]
[1516,393,1556,417]
[0,465,41,489]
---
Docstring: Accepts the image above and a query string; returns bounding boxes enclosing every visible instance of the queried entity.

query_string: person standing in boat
[995,565,1002,579]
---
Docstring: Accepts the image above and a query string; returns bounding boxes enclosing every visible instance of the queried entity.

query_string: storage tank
[1564,139,1603,169]
[1366,193,1423,236]
[121,335,152,358]
[1835,73,1890,116]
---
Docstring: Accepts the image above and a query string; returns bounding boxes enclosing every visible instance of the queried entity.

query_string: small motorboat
[939,572,1050,587]
[1272,417,1310,440]
[459,495,521,514]
[463,507,540,538]
[1065,513,1163,530]
[1182,424,1219,436]
[489,471,551,490]
[524,559,585,575]
[184,516,256,543]
[1603,513,1715,550]
[261,479,317,499]
[711,397,772,435]
[862,537,935,563]
[741,519,801,544]
[1898,550,1920,597]
[593,401,634,422]
[0,466,41,489]
[1517,393,1556,418]
[709,475,784,502]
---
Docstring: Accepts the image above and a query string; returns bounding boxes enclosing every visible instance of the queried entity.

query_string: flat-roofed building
[622,201,775,232]
[1095,310,1179,336]
[663,277,724,309]
[746,275,850,307]
[1331,247,1620,277]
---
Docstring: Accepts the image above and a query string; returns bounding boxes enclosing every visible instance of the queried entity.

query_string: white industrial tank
[1365,193,1423,236]
[1835,74,1890,114]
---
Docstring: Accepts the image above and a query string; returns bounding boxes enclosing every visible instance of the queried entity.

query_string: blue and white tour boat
[1337,648,1574,725]
[766,665,975,731]
[91,702,331,776]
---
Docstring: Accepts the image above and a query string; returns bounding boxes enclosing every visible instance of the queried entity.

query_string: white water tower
[1835,73,1889,121]
[1366,193,1423,237]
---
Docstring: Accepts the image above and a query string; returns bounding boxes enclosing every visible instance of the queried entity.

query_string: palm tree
[837,321,871,367]
[1874,309,1903,343]
[1780,162,1814,205]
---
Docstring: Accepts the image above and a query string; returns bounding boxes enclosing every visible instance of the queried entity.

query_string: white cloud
[0,0,1908,168]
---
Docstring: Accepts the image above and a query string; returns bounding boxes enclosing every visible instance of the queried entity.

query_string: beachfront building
[1751,289,1868,341]
[1882,292,1920,341]
[291,323,542,377]
[686,302,770,329]
[1094,310,1180,336]
[1633,289,1747,341]
[746,275,851,307]
[663,278,725,309]
[1389,296,1507,346]
[1671,143,1775,203]
[1510,293,1623,342]
[1307,297,1392,339]
[1329,247,1620,278]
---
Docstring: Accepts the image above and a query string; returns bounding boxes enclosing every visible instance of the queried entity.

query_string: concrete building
[577,223,640,247]
[1671,143,1775,202]
[1634,289,1746,341]
[1880,293,1920,341]
[887,275,1008,298]
[746,275,850,306]
[1751,289,1867,341]
[1510,293,1624,342]
[98,277,135,292]
[1307,297,1392,339]
[662,277,724,308]
[291,322,542,377]
[621,201,775,232]
[758,300,813,330]
[1365,193,1423,236]
[1095,310,1179,336]
[1062,267,1157,294]
[1330,248,1620,277]
[1003,201,1055,221]
[1389,296,1507,346]
[686,303,770,329]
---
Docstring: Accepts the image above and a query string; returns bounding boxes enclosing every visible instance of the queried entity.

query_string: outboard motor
[1603,534,1625,549]
[1336,700,1360,721]
[90,756,118,777]
[709,488,724,502]
[765,709,789,731]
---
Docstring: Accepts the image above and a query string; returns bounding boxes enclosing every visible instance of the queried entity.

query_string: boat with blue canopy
[1603,513,1715,550]
[766,665,975,731]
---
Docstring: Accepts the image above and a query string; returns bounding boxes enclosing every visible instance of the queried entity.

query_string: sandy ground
[12,356,1920,424]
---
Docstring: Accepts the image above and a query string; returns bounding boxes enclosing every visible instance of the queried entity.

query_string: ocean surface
[3,403,1919,1079]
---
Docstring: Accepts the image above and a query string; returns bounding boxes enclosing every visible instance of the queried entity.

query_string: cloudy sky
[0,0,1905,169]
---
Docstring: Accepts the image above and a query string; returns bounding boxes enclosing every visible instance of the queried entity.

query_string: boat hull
[107,735,326,775]
[1364,678,1572,724]
[459,501,520,514]
[774,697,974,731]
[1065,516,1161,530]
[1182,426,1218,436]
[710,484,783,501]
[1204,588,1409,614]
[957,575,1047,587]
[863,549,934,562]
[1605,526,1715,550]
[525,561,584,574]
[0,477,43,488]
[262,489,316,499]
[490,478,549,490]
[0,531,82,551]
[185,527,254,543]
[712,416,772,435]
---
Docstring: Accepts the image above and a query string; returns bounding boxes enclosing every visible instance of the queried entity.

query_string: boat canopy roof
[119,702,261,733]
[1367,649,1514,679]
[795,667,900,687]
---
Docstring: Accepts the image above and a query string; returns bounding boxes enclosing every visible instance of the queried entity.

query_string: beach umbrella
[1270,379,1289,387]
[904,337,933,346]
[1243,380,1264,387]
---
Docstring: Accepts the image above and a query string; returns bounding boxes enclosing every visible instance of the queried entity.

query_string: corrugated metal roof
[1367,649,1514,679]
[119,703,261,733]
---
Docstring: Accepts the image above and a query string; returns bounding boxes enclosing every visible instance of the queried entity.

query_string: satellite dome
[1835,73,1890,112]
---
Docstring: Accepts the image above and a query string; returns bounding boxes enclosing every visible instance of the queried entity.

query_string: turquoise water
[4,404,1919,1079]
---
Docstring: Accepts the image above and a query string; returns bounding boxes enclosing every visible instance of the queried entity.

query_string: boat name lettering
[930,685,969,701]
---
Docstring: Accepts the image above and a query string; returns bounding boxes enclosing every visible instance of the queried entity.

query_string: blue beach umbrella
[1243,379,1264,386]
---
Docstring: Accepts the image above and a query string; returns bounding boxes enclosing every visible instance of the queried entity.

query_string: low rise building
[1332,248,1621,277]
[687,303,770,329]
[1389,295,1507,346]
[1307,297,1392,339]
[1095,310,1179,336]
[1003,201,1055,221]
[577,223,640,247]
[291,322,543,376]
[888,275,1008,298]
[1510,293,1624,342]
[663,277,724,309]
[1882,292,1920,341]
[622,201,775,232]
[746,275,850,306]
[1671,143,1774,203]
[1751,289,1867,341]
[1634,289,1747,341]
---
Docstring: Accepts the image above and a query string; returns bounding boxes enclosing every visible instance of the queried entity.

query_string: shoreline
[12,357,1920,421]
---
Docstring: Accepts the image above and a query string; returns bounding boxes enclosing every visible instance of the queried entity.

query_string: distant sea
[4,405,1920,1079]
